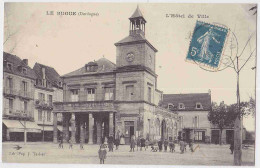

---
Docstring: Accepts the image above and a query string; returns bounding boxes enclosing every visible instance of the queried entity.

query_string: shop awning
[41,125,54,131]
[3,119,41,133]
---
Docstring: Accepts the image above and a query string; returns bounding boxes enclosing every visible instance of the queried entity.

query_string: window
[87,88,95,101]
[193,116,199,128]
[168,103,174,110]
[195,131,203,141]
[125,85,134,100]
[179,116,183,128]
[24,101,28,112]
[196,103,203,109]
[48,95,53,106]
[38,110,42,121]
[22,68,27,75]
[7,77,13,89]
[148,87,151,103]
[38,93,45,102]
[148,119,151,134]
[9,99,13,113]
[7,63,13,71]
[22,81,28,92]
[47,111,51,122]
[104,87,114,100]
[178,103,185,109]
[71,89,79,102]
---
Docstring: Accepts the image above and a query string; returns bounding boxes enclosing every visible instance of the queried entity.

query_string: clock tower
[114,6,159,104]
[115,6,157,73]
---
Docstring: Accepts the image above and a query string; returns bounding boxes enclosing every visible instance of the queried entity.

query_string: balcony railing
[19,90,34,99]
[3,88,19,96]
[35,99,53,109]
[53,101,116,113]
[3,108,33,120]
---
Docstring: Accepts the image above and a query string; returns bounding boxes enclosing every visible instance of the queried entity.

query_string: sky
[3,3,257,131]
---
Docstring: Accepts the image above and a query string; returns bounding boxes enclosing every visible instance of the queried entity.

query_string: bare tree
[3,5,20,53]
[190,25,256,165]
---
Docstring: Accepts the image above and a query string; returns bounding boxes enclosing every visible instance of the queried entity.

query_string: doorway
[124,121,135,144]
[211,130,220,144]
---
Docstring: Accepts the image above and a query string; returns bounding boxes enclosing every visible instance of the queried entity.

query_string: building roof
[63,57,116,77]
[162,93,211,111]
[3,52,36,79]
[114,33,157,52]
[33,62,62,87]
[129,6,146,22]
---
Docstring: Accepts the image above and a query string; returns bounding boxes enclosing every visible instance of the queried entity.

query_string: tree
[4,4,20,53]
[208,102,236,145]
[190,24,256,165]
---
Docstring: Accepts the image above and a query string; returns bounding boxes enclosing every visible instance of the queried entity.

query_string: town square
[1,2,257,167]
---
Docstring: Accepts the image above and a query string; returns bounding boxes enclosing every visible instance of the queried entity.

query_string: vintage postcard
[1,2,258,167]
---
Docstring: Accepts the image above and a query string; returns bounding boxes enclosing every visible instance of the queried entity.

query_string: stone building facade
[53,6,178,144]
[33,63,63,141]
[2,52,41,141]
[162,92,212,143]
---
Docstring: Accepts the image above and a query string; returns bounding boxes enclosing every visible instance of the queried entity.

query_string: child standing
[69,139,73,149]
[98,144,107,164]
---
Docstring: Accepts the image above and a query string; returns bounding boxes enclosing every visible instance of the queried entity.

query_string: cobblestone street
[2,142,255,166]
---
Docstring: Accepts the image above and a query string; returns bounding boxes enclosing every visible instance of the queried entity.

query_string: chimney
[22,59,28,65]
[42,67,46,79]
[208,89,211,95]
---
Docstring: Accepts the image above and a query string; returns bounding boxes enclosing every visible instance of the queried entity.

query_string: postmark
[186,21,229,70]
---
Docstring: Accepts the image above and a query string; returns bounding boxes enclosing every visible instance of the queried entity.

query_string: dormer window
[168,103,174,110]
[178,103,185,109]
[22,67,27,75]
[7,63,13,71]
[196,103,203,109]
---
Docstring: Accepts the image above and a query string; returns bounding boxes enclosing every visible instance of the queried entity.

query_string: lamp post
[42,110,45,142]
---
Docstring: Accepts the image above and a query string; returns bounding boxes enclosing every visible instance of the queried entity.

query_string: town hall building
[53,6,178,144]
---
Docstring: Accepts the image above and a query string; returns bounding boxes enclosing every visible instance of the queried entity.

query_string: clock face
[126,53,135,62]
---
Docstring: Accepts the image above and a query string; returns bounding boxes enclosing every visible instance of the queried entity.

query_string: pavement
[1,142,255,166]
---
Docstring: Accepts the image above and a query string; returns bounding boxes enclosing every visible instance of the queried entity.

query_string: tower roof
[129,6,146,22]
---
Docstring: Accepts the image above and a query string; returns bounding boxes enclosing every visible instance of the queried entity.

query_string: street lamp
[42,110,45,142]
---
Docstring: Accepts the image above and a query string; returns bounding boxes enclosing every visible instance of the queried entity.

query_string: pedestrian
[59,137,63,149]
[158,139,163,152]
[98,144,107,164]
[140,137,145,151]
[108,136,114,152]
[120,134,125,145]
[115,137,120,150]
[230,141,234,154]
[136,136,141,151]
[104,136,108,148]
[179,139,185,154]
[164,139,169,152]
[69,139,73,149]
[129,135,136,152]
[189,141,194,152]
[80,140,84,150]
[169,139,173,152]
[145,138,149,151]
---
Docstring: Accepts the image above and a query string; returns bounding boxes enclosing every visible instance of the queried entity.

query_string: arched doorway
[161,120,166,140]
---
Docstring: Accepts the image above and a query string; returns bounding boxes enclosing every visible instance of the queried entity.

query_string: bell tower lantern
[129,5,146,36]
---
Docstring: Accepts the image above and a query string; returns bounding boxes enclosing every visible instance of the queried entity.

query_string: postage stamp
[186,21,229,69]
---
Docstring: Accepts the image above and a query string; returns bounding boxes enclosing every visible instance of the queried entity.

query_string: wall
[34,87,54,125]
[64,73,115,102]
[178,110,211,137]
[3,72,35,118]
[115,71,144,101]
